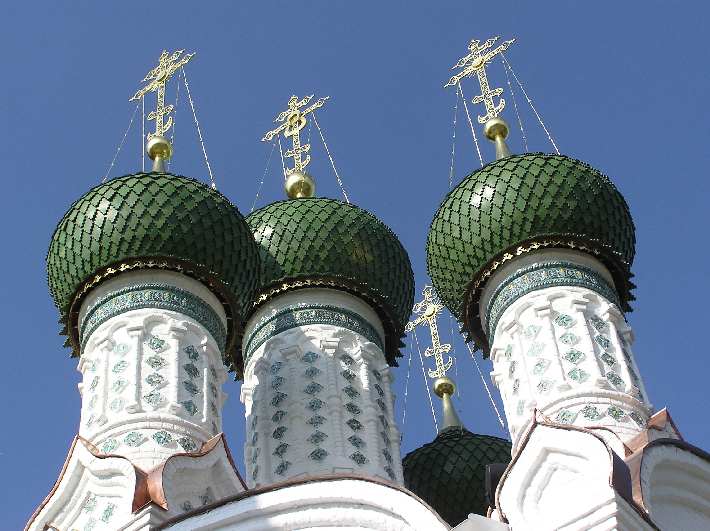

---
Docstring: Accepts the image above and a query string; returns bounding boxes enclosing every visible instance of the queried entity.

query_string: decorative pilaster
[485,258,652,448]
[241,288,402,487]
[77,277,229,470]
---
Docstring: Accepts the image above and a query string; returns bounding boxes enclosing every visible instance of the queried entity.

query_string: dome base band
[80,283,227,352]
[243,303,384,366]
[485,260,621,341]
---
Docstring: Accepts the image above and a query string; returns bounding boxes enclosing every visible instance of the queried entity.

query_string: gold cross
[445,36,515,124]
[130,49,195,140]
[406,285,453,379]
[262,94,329,175]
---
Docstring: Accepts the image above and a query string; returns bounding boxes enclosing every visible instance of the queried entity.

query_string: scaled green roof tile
[403,427,512,526]
[426,154,635,353]
[246,198,414,365]
[46,172,260,369]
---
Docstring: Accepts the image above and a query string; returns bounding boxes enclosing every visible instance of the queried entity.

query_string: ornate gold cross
[406,285,453,379]
[262,94,329,175]
[445,36,515,123]
[130,49,195,140]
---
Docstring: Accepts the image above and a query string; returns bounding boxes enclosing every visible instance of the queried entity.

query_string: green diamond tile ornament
[178,436,198,452]
[271,376,285,389]
[183,380,199,396]
[304,382,323,395]
[246,198,414,365]
[272,426,287,439]
[270,361,284,373]
[606,372,625,388]
[555,409,577,424]
[124,432,143,447]
[629,411,646,427]
[109,398,124,412]
[153,430,173,446]
[114,343,129,355]
[146,355,167,370]
[581,405,603,421]
[273,442,289,457]
[350,451,368,465]
[553,313,575,328]
[275,460,291,475]
[348,435,365,448]
[345,403,362,415]
[101,438,119,453]
[343,386,360,399]
[181,400,198,416]
[559,332,579,345]
[595,335,612,350]
[112,361,129,373]
[304,366,321,378]
[46,172,261,375]
[526,342,544,357]
[184,345,200,360]
[563,349,585,364]
[307,414,325,426]
[426,154,636,354]
[89,376,100,390]
[309,448,328,461]
[340,369,356,381]
[607,405,626,421]
[533,359,551,376]
[600,352,617,367]
[589,315,608,332]
[144,390,163,407]
[145,373,165,387]
[301,351,319,363]
[568,367,589,383]
[306,398,323,411]
[147,336,167,353]
[307,431,328,444]
[183,363,200,379]
[271,392,287,407]
[272,410,287,422]
[523,325,541,339]
[346,418,363,431]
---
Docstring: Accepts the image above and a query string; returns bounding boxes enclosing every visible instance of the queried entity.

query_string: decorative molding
[243,305,383,364]
[486,261,621,340]
[80,284,226,352]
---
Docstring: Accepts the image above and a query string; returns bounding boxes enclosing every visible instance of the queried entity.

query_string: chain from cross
[405,285,453,379]
[130,49,195,140]
[262,94,329,175]
[445,36,515,124]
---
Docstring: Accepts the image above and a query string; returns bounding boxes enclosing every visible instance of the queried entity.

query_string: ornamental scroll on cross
[130,49,195,140]
[406,285,453,379]
[262,94,329,175]
[444,36,515,123]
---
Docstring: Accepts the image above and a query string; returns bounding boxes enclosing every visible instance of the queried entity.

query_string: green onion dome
[245,197,414,365]
[47,172,260,368]
[403,427,512,526]
[426,153,635,353]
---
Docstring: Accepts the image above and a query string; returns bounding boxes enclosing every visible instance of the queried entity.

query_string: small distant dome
[46,172,260,365]
[426,153,635,352]
[403,427,512,526]
[246,197,414,365]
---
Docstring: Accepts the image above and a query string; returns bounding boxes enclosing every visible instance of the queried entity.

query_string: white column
[481,250,652,449]
[77,270,229,470]
[241,288,401,487]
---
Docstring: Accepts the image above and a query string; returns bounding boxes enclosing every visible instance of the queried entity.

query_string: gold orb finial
[433,376,456,398]
[146,135,173,172]
[285,171,316,199]
[483,117,512,160]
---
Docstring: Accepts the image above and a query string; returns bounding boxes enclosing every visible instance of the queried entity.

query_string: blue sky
[2,1,709,527]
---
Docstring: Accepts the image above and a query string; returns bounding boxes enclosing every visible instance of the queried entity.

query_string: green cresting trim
[80,283,226,351]
[243,304,384,365]
[485,261,620,340]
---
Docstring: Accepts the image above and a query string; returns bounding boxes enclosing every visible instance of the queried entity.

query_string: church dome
[426,153,635,352]
[403,427,512,526]
[245,197,414,364]
[47,172,260,364]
